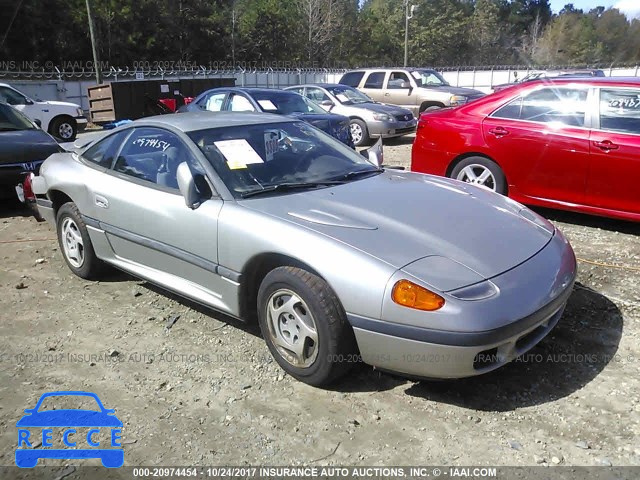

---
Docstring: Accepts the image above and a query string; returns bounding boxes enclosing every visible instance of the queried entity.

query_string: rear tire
[257,266,356,386]
[56,202,105,279]
[450,156,506,194]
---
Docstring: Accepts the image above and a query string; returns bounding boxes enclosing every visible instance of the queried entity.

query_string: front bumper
[76,116,88,132]
[348,230,577,379]
[368,118,416,138]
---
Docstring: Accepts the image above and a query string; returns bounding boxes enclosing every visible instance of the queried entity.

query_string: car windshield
[326,86,373,105]
[252,92,326,115]
[520,72,545,82]
[410,70,449,87]
[36,395,102,412]
[188,121,380,198]
[0,103,35,131]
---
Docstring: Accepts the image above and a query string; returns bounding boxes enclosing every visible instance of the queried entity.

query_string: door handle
[488,127,509,137]
[384,92,390,96]
[593,140,619,152]
[95,195,109,209]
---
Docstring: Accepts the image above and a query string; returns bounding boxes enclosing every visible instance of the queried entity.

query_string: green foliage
[0,0,638,68]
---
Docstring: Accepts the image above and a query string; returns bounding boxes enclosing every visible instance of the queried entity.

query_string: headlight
[450,95,468,106]
[392,280,445,311]
[76,108,84,117]
[373,113,392,122]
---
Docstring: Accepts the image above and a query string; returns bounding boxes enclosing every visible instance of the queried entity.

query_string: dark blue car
[16,391,124,468]
[178,87,354,148]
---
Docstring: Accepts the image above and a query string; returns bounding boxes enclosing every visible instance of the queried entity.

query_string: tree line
[1,0,639,70]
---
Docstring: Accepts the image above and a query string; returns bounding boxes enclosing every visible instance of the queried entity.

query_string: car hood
[242,171,553,284]
[37,100,81,109]
[0,129,61,165]
[350,102,413,116]
[421,85,485,97]
[16,410,123,427]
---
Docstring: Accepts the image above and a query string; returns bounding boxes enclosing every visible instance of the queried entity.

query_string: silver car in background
[32,112,576,387]
[285,84,416,147]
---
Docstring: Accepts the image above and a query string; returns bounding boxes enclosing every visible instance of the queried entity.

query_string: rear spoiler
[60,130,111,153]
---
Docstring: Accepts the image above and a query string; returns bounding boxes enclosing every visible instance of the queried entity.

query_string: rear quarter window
[339,71,365,87]
[82,130,131,168]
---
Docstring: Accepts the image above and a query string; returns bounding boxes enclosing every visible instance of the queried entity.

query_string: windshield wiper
[337,169,383,181]
[241,181,344,198]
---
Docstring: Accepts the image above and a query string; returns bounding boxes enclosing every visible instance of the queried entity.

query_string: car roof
[205,87,296,95]
[527,76,640,87]
[133,111,295,132]
[287,83,351,88]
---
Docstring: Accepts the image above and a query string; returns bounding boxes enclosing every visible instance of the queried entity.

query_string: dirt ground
[1,135,639,472]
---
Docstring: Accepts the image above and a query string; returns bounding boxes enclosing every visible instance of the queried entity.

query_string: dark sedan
[178,87,354,148]
[0,102,61,201]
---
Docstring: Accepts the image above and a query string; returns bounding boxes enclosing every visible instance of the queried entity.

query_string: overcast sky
[549,0,640,18]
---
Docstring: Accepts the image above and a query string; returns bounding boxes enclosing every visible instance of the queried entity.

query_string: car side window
[229,94,255,112]
[287,87,304,95]
[492,87,588,127]
[82,130,131,168]
[0,86,27,105]
[598,88,640,135]
[203,93,226,112]
[112,127,189,190]
[340,71,365,87]
[363,72,386,89]
[388,72,411,89]
[306,87,330,103]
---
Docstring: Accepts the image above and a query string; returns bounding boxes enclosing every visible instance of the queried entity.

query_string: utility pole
[403,0,417,67]
[86,0,102,84]
[404,0,409,67]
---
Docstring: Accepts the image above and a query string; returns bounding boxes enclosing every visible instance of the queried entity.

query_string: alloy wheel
[265,289,318,368]
[61,217,85,268]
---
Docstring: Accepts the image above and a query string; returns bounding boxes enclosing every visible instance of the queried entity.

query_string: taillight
[22,173,36,201]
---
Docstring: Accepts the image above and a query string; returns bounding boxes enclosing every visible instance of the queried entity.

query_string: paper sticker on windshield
[335,94,348,103]
[258,99,277,111]
[214,139,264,170]
[264,131,279,162]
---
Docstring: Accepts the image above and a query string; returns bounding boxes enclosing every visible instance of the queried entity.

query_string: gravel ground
[1,136,639,471]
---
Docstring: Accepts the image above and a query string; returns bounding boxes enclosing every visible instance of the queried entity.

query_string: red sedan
[411,77,640,222]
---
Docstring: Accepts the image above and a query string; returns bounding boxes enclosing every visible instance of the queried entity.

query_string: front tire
[450,156,506,194]
[349,119,370,147]
[257,266,356,386]
[56,202,105,279]
[50,116,77,141]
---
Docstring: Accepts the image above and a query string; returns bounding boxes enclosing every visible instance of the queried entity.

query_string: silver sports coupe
[32,111,577,386]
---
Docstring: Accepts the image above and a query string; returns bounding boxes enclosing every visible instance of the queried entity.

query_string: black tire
[450,156,507,195]
[257,266,357,386]
[419,104,443,114]
[50,116,77,141]
[56,202,105,279]
[349,119,370,147]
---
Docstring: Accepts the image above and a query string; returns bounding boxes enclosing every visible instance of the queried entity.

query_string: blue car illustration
[16,391,123,468]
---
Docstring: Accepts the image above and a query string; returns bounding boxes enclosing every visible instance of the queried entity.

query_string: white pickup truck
[0,83,87,141]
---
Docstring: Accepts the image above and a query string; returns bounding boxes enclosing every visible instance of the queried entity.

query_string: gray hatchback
[33,112,576,387]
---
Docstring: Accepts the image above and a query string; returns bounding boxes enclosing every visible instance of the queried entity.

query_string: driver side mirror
[176,162,201,209]
[320,99,334,110]
[361,138,383,168]
[33,119,42,128]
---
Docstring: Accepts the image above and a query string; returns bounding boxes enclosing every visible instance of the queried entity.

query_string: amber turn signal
[392,280,445,311]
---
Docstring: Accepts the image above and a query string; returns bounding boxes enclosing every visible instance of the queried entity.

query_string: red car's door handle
[593,140,619,152]
[488,127,509,137]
